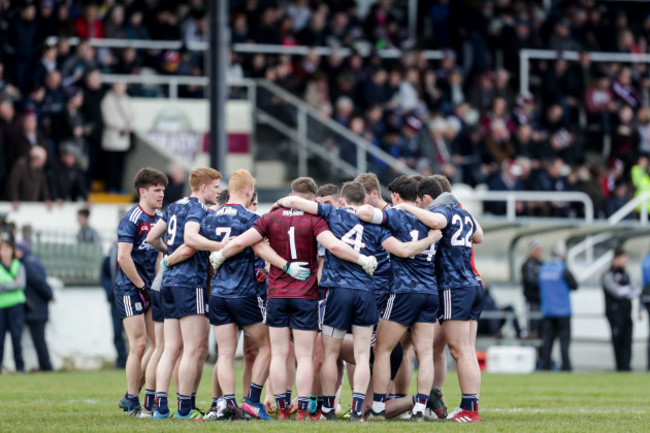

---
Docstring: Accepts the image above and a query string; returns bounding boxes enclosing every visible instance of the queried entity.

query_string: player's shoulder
[122,205,143,225]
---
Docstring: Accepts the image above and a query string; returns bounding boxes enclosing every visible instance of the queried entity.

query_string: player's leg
[241,322,272,419]
[320,332,344,419]
[192,317,210,411]
[268,326,291,417]
[176,314,208,418]
[468,319,481,394]
[143,321,164,415]
[215,322,239,406]
[429,321,448,418]
[293,329,318,420]
[310,333,324,416]
[154,318,182,418]
[410,321,435,419]
[350,325,373,419]
[139,309,155,389]
[369,318,406,420]
[442,319,481,421]
[122,313,147,412]
[242,334,259,393]
[392,332,413,399]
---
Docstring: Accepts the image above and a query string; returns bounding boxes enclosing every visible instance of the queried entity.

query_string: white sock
[413,402,426,414]
[372,401,385,413]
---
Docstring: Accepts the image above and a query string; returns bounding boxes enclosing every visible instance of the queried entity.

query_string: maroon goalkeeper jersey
[254,208,329,300]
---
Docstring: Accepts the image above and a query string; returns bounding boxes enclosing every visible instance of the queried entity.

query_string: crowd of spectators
[1,0,650,219]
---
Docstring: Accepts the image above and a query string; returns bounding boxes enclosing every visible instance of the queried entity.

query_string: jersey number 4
[450,214,474,248]
[341,224,366,252]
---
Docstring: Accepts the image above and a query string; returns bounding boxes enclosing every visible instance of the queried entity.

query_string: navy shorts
[151,290,164,323]
[161,286,208,319]
[209,295,266,327]
[438,285,484,322]
[322,288,377,331]
[265,298,320,331]
[115,293,148,319]
[375,292,390,319]
[382,292,439,326]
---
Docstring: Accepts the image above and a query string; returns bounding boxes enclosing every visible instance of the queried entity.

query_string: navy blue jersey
[115,205,161,295]
[318,204,388,292]
[162,196,209,289]
[432,205,481,290]
[201,204,261,297]
[381,208,438,294]
[373,204,393,295]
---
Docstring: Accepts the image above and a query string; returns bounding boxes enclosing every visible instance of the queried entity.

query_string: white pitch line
[487,407,648,415]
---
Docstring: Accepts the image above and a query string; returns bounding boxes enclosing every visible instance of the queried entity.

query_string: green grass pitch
[1,361,649,432]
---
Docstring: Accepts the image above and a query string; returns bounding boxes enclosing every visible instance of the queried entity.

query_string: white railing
[520,49,650,95]
[469,190,595,223]
[607,193,650,225]
[47,36,444,59]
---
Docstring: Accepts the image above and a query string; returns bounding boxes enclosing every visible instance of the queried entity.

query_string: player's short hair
[189,167,222,191]
[133,167,168,190]
[251,189,257,202]
[387,175,418,202]
[216,190,230,207]
[432,174,452,193]
[228,169,256,194]
[340,181,366,206]
[291,177,318,197]
[613,247,627,258]
[417,177,443,200]
[77,208,90,218]
[410,174,424,183]
[354,173,381,194]
[316,183,339,198]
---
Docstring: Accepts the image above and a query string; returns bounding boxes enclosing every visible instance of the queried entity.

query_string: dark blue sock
[415,393,429,406]
[225,394,237,408]
[322,395,336,412]
[127,393,140,409]
[297,397,309,412]
[144,389,155,411]
[352,392,365,414]
[274,394,287,411]
[248,382,263,404]
[460,394,479,411]
[211,397,218,407]
[191,393,196,410]
[156,392,168,414]
[373,393,387,403]
[285,389,292,403]
[178,394,192,416]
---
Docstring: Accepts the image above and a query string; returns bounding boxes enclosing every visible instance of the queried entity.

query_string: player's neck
[190,191,205,204]
[226,192,249,207]
[138,201,156,216]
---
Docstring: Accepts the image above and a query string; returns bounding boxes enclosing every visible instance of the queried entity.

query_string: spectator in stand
[485,160,524,215]
[602,248,636,372]
[613,67,644,109]
[0,236,26,373]
[357,68,389,110]
[124,10,150,40]
[76,3,104,39]
[484,118,515,167]
[638,108,650,155]
[7,3,38,94]
[298,9,327,46]
[82,69,105,186]
[230,12,249,44]
[61,40,97,86]
[103,4,126,39]
[101,82,133,193]
[6,146,51,211]
[52,143,88,203]
[612,105,638,170]
[532,157,571,217]
[5,109,46,172]
[42,70,65,130]
[52,86,88,167]
[162,163,187,208]
[522,239,543,339]
[36,0,58,45]
[605,180,632,219]
[539,241,578,371]
[631,153,650,214]
[585,74,616,134]
[286,0,311,33]
[33,44,58,90]
[15,241,54,372]
[543,104,577,163]
[254,6,283,45]
[76,208,100,244]
[548,19,581,52]
[304,71,332,117]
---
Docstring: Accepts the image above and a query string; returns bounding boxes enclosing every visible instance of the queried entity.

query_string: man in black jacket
[521,238,543,338]
[15,241,54,371]
[602,248,636,371]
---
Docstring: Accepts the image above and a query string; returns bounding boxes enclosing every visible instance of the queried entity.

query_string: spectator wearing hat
[522,239,544,339]
[51,143,88,203]
[14,241,54,371]
[6,146,51,210]
[601,248,636,371]
[101,82,133,193]
[539,241,578,371]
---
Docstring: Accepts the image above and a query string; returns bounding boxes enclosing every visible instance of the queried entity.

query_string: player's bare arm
[165,244,196,266]
[394,202,448,230]
[382,229,442,258]
[184,221,228,251]
[117,241,146,289]
[316,231,377,276]
[275,196,319,215]
[472,219,484,244]
[252,241,291,271]
[146,219,169,254]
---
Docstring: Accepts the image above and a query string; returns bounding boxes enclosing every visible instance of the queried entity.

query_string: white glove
[210,250,226,270]
[357,255,378,276]
[284,261,310,281]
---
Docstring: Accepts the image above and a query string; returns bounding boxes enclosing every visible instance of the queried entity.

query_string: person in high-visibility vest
[630,154,650,214]
[0,235,26,372]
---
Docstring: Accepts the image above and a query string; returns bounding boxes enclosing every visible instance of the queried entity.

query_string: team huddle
[113,166,484,423]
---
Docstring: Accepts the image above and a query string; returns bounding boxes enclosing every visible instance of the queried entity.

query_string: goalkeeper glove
[356,255,378,276]
[283,261,310,281]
